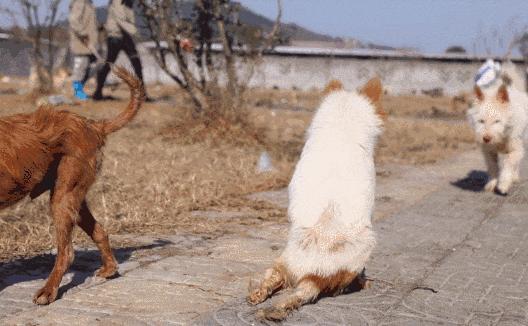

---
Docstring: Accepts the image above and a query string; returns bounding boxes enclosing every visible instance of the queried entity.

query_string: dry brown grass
[0,82,476,261]
[244,89,476,165]
[379,118,475,164]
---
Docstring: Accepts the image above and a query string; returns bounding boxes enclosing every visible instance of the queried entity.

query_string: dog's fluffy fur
[468,79,528,195]
[0,66,144,305]
[247,78,383,320]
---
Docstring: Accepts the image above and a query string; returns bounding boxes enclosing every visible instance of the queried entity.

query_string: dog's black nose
[483,136,492,143]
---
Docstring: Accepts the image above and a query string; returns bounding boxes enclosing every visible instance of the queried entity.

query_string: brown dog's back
[0,66,144,208]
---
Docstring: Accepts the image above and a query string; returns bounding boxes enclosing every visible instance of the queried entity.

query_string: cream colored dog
[468,81,528,195]
[247,78,384,320]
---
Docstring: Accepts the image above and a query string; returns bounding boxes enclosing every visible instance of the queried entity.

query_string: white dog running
[468,78,528,195]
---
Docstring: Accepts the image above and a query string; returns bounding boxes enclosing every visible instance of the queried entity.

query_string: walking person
[69,0,98,100]
[93,0,149,100]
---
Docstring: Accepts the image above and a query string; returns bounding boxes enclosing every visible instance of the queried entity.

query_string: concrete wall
[247,56,482,95]
[2,38,522,95]
[110,44,525,96]
[0,39,32,77]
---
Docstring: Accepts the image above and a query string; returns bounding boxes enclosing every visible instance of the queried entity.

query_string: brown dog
[0,66,145,305]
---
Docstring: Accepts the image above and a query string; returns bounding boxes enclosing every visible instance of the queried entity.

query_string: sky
[236,0,528,55]
[2,0,528,55]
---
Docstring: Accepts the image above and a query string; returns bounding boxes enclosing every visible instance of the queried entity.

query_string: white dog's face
[469,85,511,145]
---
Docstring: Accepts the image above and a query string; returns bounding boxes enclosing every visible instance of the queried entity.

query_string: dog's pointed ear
[474,85,484,102]
[361,77,386,119]
[497,84,509,103]
[360,77,382,103]
[323,79,344,95]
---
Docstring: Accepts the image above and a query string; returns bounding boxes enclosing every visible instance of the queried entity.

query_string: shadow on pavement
[451,170,488,192]
[0,239,172,296]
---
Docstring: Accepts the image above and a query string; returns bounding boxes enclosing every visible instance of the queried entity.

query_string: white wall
[111,44,526,96]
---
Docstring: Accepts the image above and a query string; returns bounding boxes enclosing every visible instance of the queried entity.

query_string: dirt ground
[0,80,477,261]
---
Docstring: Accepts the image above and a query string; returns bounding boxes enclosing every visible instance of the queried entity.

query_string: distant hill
[235,6,336,42]
[88,3,394,50]
[0,2,398,77]
[90,4,338,44]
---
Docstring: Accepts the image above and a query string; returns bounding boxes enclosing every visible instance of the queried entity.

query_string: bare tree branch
[261,0,282,52]
[136,0,281,119]
[4,0,64,94]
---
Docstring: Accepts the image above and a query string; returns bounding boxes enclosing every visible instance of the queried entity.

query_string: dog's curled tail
[99,65,145,135]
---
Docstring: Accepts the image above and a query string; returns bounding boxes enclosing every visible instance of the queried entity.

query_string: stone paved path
[1,150,528,325]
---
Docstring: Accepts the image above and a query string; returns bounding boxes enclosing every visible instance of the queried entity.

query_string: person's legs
[121,32,144,83]
[93,37,121,99]
[71,55,90,100]
[81,54,97,86]
[121,32,153,100]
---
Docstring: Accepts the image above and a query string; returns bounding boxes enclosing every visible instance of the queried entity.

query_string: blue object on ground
[73,81,88,101]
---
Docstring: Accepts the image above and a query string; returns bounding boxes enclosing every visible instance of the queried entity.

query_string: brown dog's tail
[98,66,145,135]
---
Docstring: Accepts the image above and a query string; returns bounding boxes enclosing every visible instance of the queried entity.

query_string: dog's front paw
[33,286,58,305]
[496,179,512,196]
[494,186,509,196]
[484,178,498,192]
[495,188,508,196]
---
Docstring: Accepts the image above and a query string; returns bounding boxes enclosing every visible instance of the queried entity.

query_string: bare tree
[471,17,528,58]
[136,0,282,121]
[1,0,64,95]
[512,30,528,92]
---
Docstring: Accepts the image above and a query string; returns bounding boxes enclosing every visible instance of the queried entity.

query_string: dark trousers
[95,32,144,95]
[81,55,97,85]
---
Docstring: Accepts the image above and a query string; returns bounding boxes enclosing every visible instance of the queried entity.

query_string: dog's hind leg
[78,201,118,278]
[257,270,362,321]
[33,156,94,305]
[248,260,288,305]
[256,278,320,321]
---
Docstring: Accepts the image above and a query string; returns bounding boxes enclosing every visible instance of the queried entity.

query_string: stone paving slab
[0,234,276,325]
[198,164,528,325]
[3,149,528,325]
[0,234,212,324]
